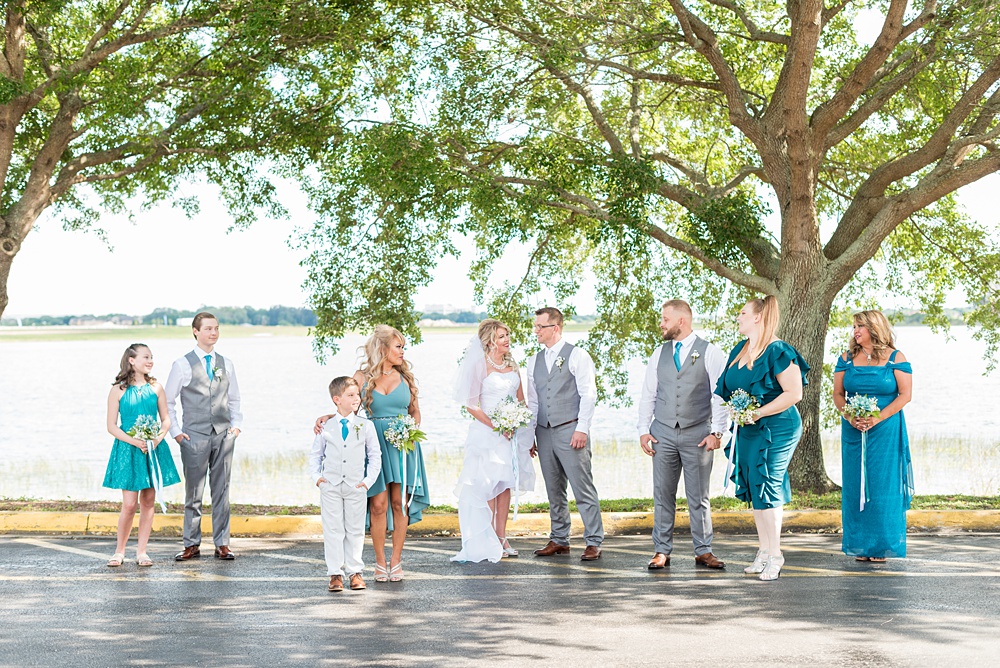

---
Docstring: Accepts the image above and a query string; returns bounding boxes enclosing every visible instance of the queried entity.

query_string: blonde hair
[849,310,895,362]
[478,318,517,369]
[731,295,780,370]
[358,325,418,414]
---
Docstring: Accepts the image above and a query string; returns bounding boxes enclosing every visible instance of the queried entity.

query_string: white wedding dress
[451,370,536,563]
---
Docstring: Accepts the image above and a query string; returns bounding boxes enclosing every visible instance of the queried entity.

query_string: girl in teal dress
[317,325,430,583]
[103,343,181,568]
[715,296,809,581]
[834,310,913,562]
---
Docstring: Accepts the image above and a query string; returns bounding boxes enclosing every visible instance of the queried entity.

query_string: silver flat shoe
[744,550,769,574]
[501,539,518,558]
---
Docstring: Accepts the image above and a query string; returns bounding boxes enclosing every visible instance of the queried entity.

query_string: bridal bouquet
[488,396,533,438]
[127,415,161,442]
[842,393,881,422]
[384,414,426,453]
[723,389,761,426]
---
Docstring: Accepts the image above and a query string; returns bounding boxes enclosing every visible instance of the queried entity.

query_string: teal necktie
[204,355,214,380]
[341,418,350,440]
[674,341,682,371]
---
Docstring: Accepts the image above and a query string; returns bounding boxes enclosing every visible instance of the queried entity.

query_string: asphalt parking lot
[2,533,999,666]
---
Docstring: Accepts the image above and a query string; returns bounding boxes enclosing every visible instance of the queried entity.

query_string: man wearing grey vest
[165,312,243,561]
[526,307,604,561]
[637,300,728,569]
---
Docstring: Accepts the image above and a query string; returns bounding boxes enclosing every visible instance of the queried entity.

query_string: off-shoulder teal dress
[102,383,181,491]
[716,340,810,509]
[363,381,430,529]
[836,350,913,558]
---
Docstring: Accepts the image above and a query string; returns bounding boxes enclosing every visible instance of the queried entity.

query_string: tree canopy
[299,0,1000,490]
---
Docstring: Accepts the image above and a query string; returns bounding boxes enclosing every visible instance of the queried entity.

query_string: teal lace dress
[363,381,430,528]
[102,384,181,491]
[837,350,914,558]
[716,341,810,509]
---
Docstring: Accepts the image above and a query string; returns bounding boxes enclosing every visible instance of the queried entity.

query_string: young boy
[308,377,381,592]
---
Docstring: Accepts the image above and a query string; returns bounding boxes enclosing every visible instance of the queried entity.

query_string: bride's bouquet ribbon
[146,440,168,514]
[510,431,520,521]
[487,397,533,521]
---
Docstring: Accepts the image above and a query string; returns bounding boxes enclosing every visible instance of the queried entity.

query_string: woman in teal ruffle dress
[716,296,809,581]
[834,310,913,562]
[103,343,181,568]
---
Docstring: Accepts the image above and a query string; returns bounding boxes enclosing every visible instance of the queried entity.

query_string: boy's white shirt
[308,413,382,489]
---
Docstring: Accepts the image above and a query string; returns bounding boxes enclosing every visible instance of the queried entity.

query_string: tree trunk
[0,247,12,320]
[778,272,839,493]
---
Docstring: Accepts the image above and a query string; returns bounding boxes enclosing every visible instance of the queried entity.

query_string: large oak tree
[301,0,1000,490]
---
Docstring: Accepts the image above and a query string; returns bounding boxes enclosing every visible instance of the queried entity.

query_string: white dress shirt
[636,331,729,436]
[526,337,598,435]
[165,347,243,438]
[308,414,382,489]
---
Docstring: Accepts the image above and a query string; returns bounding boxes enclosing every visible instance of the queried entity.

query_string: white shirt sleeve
[705,342,730,433]
[525,353,539,422]
[308,431,326,485]
[570,347,598,435]
[224,357,243,431]
[361,420,382,489]
[636,346,662,437]
[164,358,190,438]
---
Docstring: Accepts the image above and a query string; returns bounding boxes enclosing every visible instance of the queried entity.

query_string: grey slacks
[536,422,604,547]
[179,429,236,548]
[649,419,714,556]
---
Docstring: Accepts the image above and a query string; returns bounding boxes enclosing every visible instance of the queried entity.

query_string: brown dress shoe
[349,573,366,590]
[533,541,570,557]
[328,575,344,592]
[648,552,669,569]
[174,546,201,561]
[695,552,726,569]
[214,545,236,560]
[580,546,602,561]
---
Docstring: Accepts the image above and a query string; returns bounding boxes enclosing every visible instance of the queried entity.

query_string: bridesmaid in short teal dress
[103,344,181,568]
[714,296,809,581]
[834,310,913,561]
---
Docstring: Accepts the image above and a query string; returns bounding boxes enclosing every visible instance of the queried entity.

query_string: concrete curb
[3,509,1000,537]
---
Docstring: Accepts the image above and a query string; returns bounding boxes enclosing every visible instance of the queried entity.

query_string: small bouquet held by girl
[488,396,534,518]
[127,415,168,513]
[384,415,428,515]
[842,393,881,511]
[721,389,762,492]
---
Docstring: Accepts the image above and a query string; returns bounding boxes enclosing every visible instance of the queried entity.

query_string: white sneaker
[744,550,769,574]
[759,554,785,581]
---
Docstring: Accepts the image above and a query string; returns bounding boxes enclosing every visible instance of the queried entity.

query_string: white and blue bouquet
[126,415,161,442]
[842,393,881,421]
[127,415,167,513]
[488,396,534,438]
[723,389,761,427]
[384,414,426,453]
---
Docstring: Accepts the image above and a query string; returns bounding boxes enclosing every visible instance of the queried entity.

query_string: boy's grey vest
[534,341,581,428]
[180,350,232,436]
[320,419,369,486]
[653,337,712,429]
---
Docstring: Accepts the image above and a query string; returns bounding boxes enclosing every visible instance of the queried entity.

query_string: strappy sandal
[107,553,125,567]
[869,557,887,563]
[373,564,389,583]
[136,553,153,567]
[389,563,404,582]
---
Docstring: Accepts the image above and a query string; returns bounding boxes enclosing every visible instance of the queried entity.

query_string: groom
[637,299,728,569]
[166,311,243,561]
[526,307,604,560]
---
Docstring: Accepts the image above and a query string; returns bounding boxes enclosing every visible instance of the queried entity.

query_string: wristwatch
[711,431,724,440]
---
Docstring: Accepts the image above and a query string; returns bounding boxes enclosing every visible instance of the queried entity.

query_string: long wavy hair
[113,343,155,389]
[849,310,895,362]
[731,295,780,370]
[358,325,418,415]
[478,318,517,370]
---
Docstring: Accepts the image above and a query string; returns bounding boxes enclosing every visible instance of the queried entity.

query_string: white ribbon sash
[511,431,520,520]
[723,420,738,493]
[859,430,869,512]
[146,440,167,514]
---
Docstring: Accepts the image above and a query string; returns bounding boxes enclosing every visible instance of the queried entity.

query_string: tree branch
[545,64,626,154]
[703,0,790,45]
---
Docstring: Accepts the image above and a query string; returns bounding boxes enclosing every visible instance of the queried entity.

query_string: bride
[451,319,535,563]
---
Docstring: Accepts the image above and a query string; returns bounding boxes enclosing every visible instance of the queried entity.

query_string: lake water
[1,327,998,505]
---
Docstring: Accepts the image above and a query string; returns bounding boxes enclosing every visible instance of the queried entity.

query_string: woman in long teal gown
[103,344,181,568]
[834,310,913,561]
[715,296,809,581]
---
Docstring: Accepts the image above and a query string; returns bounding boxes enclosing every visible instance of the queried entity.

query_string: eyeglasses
[533,324,556,331]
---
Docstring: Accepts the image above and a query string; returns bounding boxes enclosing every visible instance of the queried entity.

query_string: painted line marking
[14,537,109,561]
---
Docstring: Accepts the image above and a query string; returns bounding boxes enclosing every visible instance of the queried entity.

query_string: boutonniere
[212,367,223,379]
[354,423,363,438]
[554,356,565,369]
[690,351,701,363]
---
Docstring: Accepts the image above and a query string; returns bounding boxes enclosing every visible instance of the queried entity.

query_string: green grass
[0,325,311,342]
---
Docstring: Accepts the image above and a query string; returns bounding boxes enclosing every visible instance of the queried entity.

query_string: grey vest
[653,337,713,429]
[534,342,581,428]
[180,350,232,436]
